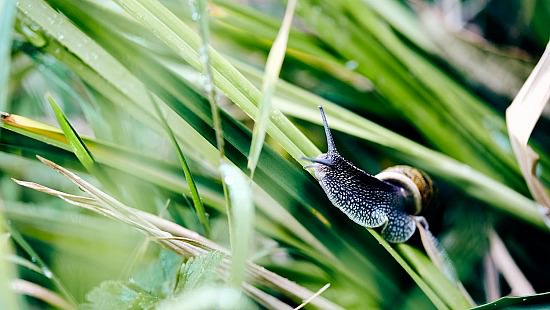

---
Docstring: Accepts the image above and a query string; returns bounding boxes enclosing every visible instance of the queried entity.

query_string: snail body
[303,107,433,243]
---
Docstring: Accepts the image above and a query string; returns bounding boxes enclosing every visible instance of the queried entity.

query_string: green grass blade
[46,93,95,171]
[220,163,254,287]
[247,0,296,177]
[0,208,19,309]
[194,0,225,159]
[6,223,76,306]
[472,292,550,309]
[150,94,211,236]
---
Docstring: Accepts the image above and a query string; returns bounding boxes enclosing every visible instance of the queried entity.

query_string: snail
[303,107,434,243]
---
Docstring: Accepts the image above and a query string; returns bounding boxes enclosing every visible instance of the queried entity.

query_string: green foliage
[2,0,550,308]
[175,251,223,292]
[81,250,224,310]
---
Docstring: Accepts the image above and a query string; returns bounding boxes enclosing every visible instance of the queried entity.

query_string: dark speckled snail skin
[303,107,434,243]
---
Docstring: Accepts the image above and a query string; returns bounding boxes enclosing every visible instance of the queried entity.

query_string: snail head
[302,106,340,175]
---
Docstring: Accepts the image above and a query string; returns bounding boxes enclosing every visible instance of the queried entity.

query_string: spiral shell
[376,165,434,215]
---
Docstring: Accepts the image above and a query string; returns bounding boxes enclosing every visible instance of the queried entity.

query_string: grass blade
[220,163,254,287]
[472,292,550,309]
[46,93,95,171]
[248,0,296,177]
[194,0,225,159]
[11,279,72,310]
[150,94,211,236]
[6,223,76,306]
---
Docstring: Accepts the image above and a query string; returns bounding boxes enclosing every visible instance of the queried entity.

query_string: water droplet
[42,268,53,278]
[192,12,200,21]
[345,60,358,70]
[57,34,64,40]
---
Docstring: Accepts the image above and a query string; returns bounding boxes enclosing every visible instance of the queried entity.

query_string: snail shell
[376,165,434,216]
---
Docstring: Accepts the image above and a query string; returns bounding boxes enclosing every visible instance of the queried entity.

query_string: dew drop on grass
[345,60,358,70]
[42,267,53,278]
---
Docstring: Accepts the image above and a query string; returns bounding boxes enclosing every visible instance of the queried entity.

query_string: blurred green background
[1,0,550,309]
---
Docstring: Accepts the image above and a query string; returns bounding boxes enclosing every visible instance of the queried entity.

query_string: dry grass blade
[294,283,330,310]
[506,41,550,221]
[14,157,341,309]
[489,231,535,295]
[11,279,73,310]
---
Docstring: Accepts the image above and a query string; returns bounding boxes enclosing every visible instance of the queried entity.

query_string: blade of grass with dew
[5,222,76,306]
[248,0,296,177]
[220,163,254,287]
[506,41,550,217]
[151,93,211,236]
[0,1,21,307]
[194,0,225,159]
[472,292,550,309]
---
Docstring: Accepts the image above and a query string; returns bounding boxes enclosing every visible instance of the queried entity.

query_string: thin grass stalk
[150,93,211,236]
[193,0,225,160]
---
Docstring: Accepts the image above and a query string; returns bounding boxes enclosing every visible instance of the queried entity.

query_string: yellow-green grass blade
[248,0,296,178]
[46,94,95,171]
[151,94,211,236]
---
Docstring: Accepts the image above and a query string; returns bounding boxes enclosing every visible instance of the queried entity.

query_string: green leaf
[81,281,158,310]
[175,251,223,293]
[248,0,296,177]
[132,250,183,298]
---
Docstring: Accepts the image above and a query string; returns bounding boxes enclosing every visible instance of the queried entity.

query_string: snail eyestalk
[302,157,335,167]
[319,106,337,152]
